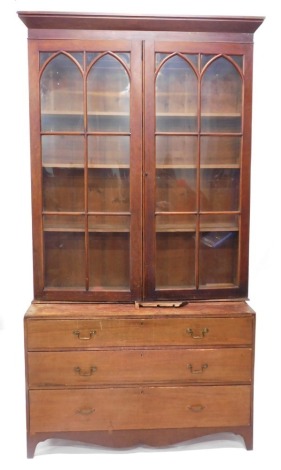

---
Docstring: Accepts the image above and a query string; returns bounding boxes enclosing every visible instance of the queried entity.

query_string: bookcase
[18,12,263,457]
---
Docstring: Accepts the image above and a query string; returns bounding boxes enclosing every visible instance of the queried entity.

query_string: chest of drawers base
[27,426,253,458]
[24,301,255,457]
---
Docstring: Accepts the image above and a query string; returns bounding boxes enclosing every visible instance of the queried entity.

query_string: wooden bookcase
[18,11,263,457]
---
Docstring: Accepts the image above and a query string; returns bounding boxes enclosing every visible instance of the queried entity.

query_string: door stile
[129,40,143,300]
[29,41,45,297]
[143,40,156,299]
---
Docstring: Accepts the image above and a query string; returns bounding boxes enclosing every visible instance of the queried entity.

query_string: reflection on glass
[89,232,130,289]
[156,232,196,289]
[156,55,198,132]
[156,169,197,212]
[87,54,130,131]
[42,136,84,168]
[44,232,85,288]
[156,136,197,168]
[88,168,130,212]
[199,229,238,287]
[201,57,242,132]
[43,168,84,212]
[40,53,83,132]
[200,168,240,211]
[88,136,130,168]
[200,136,241,168]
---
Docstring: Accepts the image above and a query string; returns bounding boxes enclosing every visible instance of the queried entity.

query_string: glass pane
[87,54,130,131]
[43,168,84,212]
[156,214,197,233]
[89,232,130,290]
[88,168,129,212]
[44,232,85,288]
[40,54,83,132]
[40,52,84,68]
[155,53,169,68]
[156,169,197,212]
[199,230,239,288]
[42,136,84,168]
[71,52,84,67]
[156,55,198,132]
[116,53,130,67]
[201,136,241,168]
[201,57,242,132]
[43,215,85,232]
[201,54,215,69]
[231,55,243,70]
[88,136,130,168]
[184,54,199,69]
[200,214,239,232]
[200,168,240,211]
[156,136,197,168]
[156,53,198,70]
[40,52,54,68]
[87,52,100,67]
[156,222,196,289]
[87,52,130,68]
[88,215,130,232]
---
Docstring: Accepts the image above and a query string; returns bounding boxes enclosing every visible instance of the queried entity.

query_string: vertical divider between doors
[141,40,145,300]
[195,54,202,290]
[83,51,89,291]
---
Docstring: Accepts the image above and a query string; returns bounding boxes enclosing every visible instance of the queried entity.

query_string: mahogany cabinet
[18,12,263,457]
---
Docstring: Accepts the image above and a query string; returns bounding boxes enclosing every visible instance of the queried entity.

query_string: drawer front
[28,348,252,387]
[26,317,253,349]
[29,385,251,433]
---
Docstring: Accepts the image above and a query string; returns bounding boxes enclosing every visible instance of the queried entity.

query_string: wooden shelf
[41,111,240,118]
[44,225,130,233]
[156,164,240,169]
[156,224,238,233]
[43,163,238,170]
[44,223,238,234]
[156,112,241,117]
[41,111,130,116]
[43,163,130,169]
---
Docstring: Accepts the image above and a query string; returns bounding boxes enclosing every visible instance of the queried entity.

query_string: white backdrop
[1,1,279,468]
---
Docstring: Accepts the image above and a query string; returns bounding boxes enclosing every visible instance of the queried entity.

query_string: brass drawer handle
[76,408,95,415]
[74,366,97,376]
[188,404,205,413]
[73,330,96,340]
[187,363,208,374]
[186,327,209,339]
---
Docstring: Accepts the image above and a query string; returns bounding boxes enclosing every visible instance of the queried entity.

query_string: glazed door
[144,41,252,300]
[30,40,142,301]
[29,37,252,302]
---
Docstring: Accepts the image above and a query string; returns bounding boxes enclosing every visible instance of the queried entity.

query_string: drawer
[26,316,253,349]
[28,348,252,387]
[29,385,251,433]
